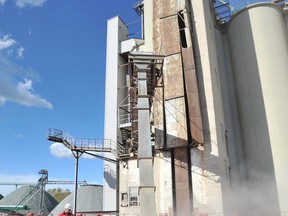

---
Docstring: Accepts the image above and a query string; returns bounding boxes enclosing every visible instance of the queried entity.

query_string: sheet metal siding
[189,0,228,213]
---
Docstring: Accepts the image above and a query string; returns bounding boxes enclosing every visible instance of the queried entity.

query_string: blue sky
[0,0,140,196]
[0,0,269,196]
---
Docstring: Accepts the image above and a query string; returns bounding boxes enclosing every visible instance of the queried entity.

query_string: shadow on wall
[104,164,117,190]
[154,128,219,215]
[154,128,220,179]
[154,129,281,215]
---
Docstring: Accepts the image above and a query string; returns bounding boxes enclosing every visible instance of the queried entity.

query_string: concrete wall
[150,0,229,214]
[116,1,179,214]
[108,1,178,214]
[227,4,288,213]
[103,16,128,212]
[118,153,174,215]
[154,151,174,215]
[105,1,288,215]
[119,160,140,215]
[152,1,193,215]
[142,0,153,52]
[214,29,247,213]
[190,0,232,213]
[285,13,288,31]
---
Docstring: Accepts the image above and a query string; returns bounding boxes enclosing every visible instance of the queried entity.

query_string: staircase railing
[118,95,131,127]
[47,128,124,158]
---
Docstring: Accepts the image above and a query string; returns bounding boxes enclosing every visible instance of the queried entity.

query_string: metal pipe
[73,151,79,215]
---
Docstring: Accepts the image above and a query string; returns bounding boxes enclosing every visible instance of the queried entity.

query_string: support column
[72,151,81,215]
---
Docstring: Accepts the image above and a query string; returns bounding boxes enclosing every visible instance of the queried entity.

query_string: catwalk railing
[47,128,125,159]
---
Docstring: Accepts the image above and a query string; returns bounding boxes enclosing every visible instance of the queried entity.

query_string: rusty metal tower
[118,52,164,215]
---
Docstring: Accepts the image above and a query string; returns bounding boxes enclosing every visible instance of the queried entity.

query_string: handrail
[47,128,126,158]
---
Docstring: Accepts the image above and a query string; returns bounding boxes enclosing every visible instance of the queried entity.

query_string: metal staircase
[118,90,139,158]
[47,128,125,161]
[47,128,126,214]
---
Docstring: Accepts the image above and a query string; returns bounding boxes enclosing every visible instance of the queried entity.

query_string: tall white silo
[227,3,288,213]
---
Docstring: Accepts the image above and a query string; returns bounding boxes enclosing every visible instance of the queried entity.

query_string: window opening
[121,192,128,207]
[178,11,187,48]
[129,186,140,206]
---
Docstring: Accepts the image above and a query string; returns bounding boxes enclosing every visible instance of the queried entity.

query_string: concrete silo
[227,3,288,213]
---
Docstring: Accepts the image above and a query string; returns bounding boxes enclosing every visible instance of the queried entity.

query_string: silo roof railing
[213,0,288,27]
[231,0,288,14]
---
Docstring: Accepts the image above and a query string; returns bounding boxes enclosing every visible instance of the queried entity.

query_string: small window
[121,193,128,207]
[129,186,140,206]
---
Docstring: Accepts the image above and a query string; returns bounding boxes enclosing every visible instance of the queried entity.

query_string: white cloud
[15,133,24,138]
[0,35,16,50]
[0,97,6,106]
[0,78,53,109]
[17,47,24,58]
[50,142,74,159]
[14,0,46,8]
[49,143,97,159]
[83,151,103,159]
[0,33,53,109]
[0,0,6,6]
